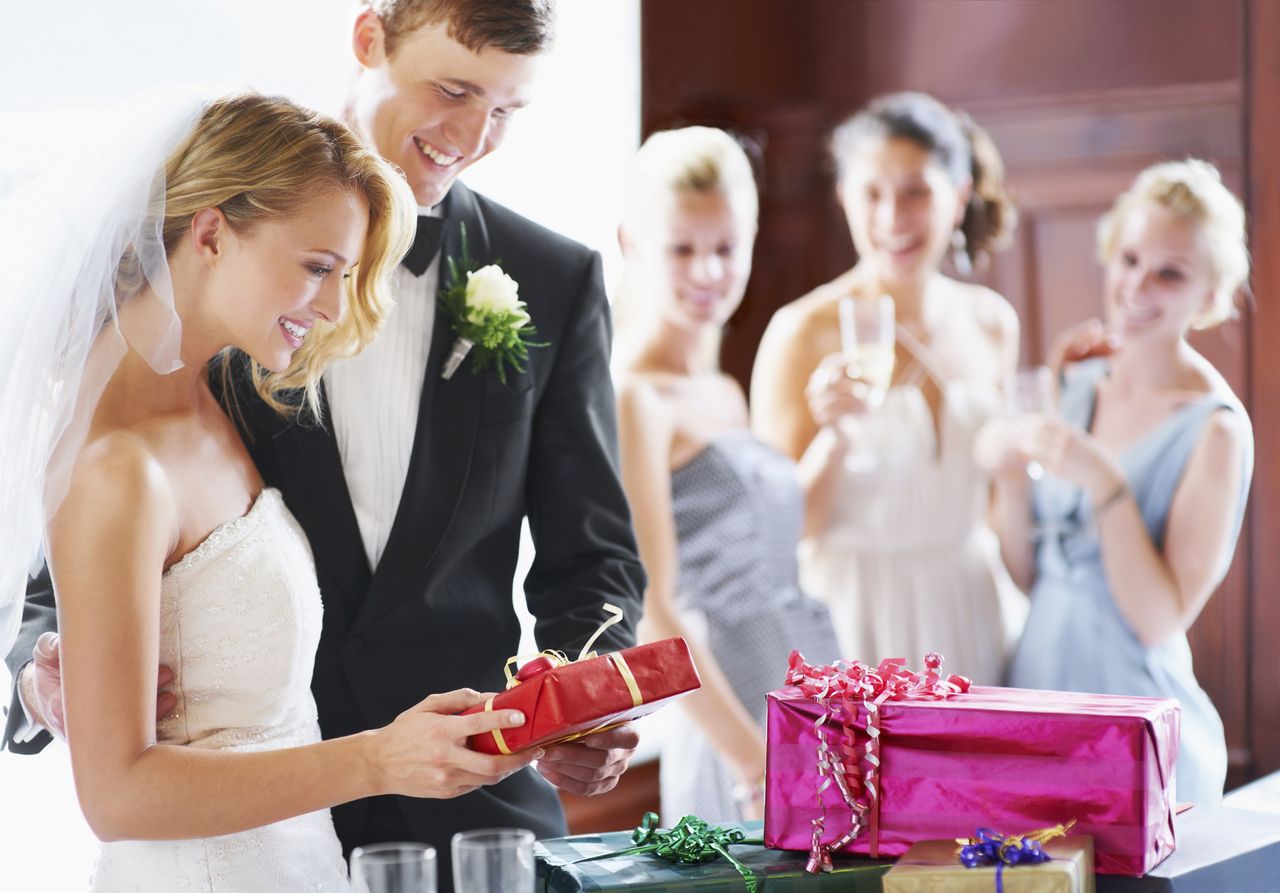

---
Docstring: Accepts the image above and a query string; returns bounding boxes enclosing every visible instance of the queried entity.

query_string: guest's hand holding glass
[804,295,895,470]
[1019,417,1126,507]
[1005,366,1057,479]
[839,295,896,409]
[976,367,1055,482]
[978,388,1124,509]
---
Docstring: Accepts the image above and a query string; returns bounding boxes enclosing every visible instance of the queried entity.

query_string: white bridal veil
[0,86,210,658]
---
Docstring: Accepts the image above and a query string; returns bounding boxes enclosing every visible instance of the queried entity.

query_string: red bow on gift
[785,651,971,872]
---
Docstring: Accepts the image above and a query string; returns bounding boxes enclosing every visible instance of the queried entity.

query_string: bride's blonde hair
[156,93,416,418]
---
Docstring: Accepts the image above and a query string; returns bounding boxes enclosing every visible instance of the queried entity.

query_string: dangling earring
[951,228,972,278]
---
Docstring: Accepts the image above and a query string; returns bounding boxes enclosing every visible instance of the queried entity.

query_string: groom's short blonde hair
[370,0,555,57]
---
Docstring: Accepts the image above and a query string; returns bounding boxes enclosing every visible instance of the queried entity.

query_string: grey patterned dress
[660,431,841,824]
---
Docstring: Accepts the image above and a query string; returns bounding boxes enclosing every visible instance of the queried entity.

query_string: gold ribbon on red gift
[483,603,640,755]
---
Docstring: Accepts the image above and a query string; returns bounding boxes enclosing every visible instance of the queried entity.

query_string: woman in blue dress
[979,160,1253,806]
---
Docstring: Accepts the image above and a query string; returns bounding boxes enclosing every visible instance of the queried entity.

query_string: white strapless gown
[90,488,351,892]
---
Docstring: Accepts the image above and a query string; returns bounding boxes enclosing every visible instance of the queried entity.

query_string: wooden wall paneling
[1246,0,1280,779]
[640,0,1267,794]
[848,0,1240,104]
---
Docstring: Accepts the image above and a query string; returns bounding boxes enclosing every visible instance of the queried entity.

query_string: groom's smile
[414,137,460,168]
[350,11,540,208]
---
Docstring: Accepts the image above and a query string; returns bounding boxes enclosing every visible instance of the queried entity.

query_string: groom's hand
[535,723,640,797]
[21,632,178,740]
[19,632,66,739]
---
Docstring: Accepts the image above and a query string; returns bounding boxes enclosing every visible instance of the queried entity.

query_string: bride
[0,90,535,891]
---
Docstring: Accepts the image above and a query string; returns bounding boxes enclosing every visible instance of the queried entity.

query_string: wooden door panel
[641,0,1268,798]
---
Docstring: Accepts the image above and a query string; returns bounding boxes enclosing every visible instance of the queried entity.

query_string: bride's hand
[370,688,539,800]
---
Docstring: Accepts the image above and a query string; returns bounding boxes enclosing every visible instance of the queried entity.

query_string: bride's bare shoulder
[52,432,178,558]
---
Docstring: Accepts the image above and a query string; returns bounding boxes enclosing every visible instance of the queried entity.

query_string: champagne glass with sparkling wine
[837,294,896,471]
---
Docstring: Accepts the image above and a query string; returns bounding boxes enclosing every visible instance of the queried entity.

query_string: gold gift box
[883,836,1095,893]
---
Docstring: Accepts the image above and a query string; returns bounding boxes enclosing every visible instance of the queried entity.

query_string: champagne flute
[837,295,896,471]
[350,842,437,893]
[1005,366,1056,480]
[452,828,535,893]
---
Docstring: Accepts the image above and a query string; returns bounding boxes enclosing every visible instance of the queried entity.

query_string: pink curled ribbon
[784,650,970,873]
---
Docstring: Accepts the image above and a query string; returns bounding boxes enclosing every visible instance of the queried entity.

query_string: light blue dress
[1008,360,1252,806]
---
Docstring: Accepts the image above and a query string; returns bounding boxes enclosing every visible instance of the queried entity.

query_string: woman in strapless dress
[613,127,840,824]
[5,92,534,892]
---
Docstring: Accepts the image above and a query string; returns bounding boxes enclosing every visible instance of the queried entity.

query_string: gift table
[536,803,1280,892]
[1094,803,1280,892]
[536,819,891,892]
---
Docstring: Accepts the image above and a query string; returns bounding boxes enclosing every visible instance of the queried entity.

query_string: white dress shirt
[325,206,440,571]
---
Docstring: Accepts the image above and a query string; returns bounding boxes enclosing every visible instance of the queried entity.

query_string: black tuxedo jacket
[5,183,646,863]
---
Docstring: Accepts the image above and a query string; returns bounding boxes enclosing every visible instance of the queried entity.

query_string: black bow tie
[402,215,446,276]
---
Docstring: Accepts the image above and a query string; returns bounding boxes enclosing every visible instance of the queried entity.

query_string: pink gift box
[764,683,1179,876]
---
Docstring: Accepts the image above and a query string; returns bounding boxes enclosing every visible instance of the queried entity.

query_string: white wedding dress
[90,488,351,892]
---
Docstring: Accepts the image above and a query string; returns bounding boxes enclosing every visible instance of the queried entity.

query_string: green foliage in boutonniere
[438,224,546,383]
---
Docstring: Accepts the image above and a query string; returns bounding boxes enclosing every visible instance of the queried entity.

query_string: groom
[5,0,646,883]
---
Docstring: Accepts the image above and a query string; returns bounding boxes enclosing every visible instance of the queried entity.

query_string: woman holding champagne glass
[752,92,1021,683]
[979,160,1253,805]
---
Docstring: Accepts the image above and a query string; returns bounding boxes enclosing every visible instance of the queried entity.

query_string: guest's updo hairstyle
[830,91,1016,270]
[156,93,416,418]
[620,126,759,238]
[1097,159,1249,330]
[615,126,759,355]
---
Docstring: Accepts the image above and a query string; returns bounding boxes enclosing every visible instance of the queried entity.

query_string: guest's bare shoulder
[771,272,861,341]
[1185,349,1248,411]
[616,373,675,436]
[957,282,1018,349]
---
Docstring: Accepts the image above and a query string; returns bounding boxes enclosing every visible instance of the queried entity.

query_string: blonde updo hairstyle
[620,126,759,242]
[1096,159,1248,330]
[615,126,759,356]
[155,93,416,417]
[830,91,1016,271]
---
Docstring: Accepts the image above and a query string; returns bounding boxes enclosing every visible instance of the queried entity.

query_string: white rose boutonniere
[439,224,546,383]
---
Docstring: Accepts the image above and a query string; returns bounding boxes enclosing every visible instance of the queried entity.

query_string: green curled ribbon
[568,812,763,892]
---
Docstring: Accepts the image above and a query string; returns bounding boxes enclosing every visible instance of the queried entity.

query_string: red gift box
[462,637,701,755]
[765,653,1179,877]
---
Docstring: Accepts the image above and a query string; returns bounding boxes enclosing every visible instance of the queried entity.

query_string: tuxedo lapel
[354,185,489,631]
[269,385,372,616]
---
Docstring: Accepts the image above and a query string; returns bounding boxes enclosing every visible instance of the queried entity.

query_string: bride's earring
[951,227,972,278]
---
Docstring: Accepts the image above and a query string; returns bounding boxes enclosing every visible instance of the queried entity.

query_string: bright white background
[0,1,639,886]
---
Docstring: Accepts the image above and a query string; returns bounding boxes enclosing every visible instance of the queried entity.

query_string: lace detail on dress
[90,487,351,892]
[164,488,280,578]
